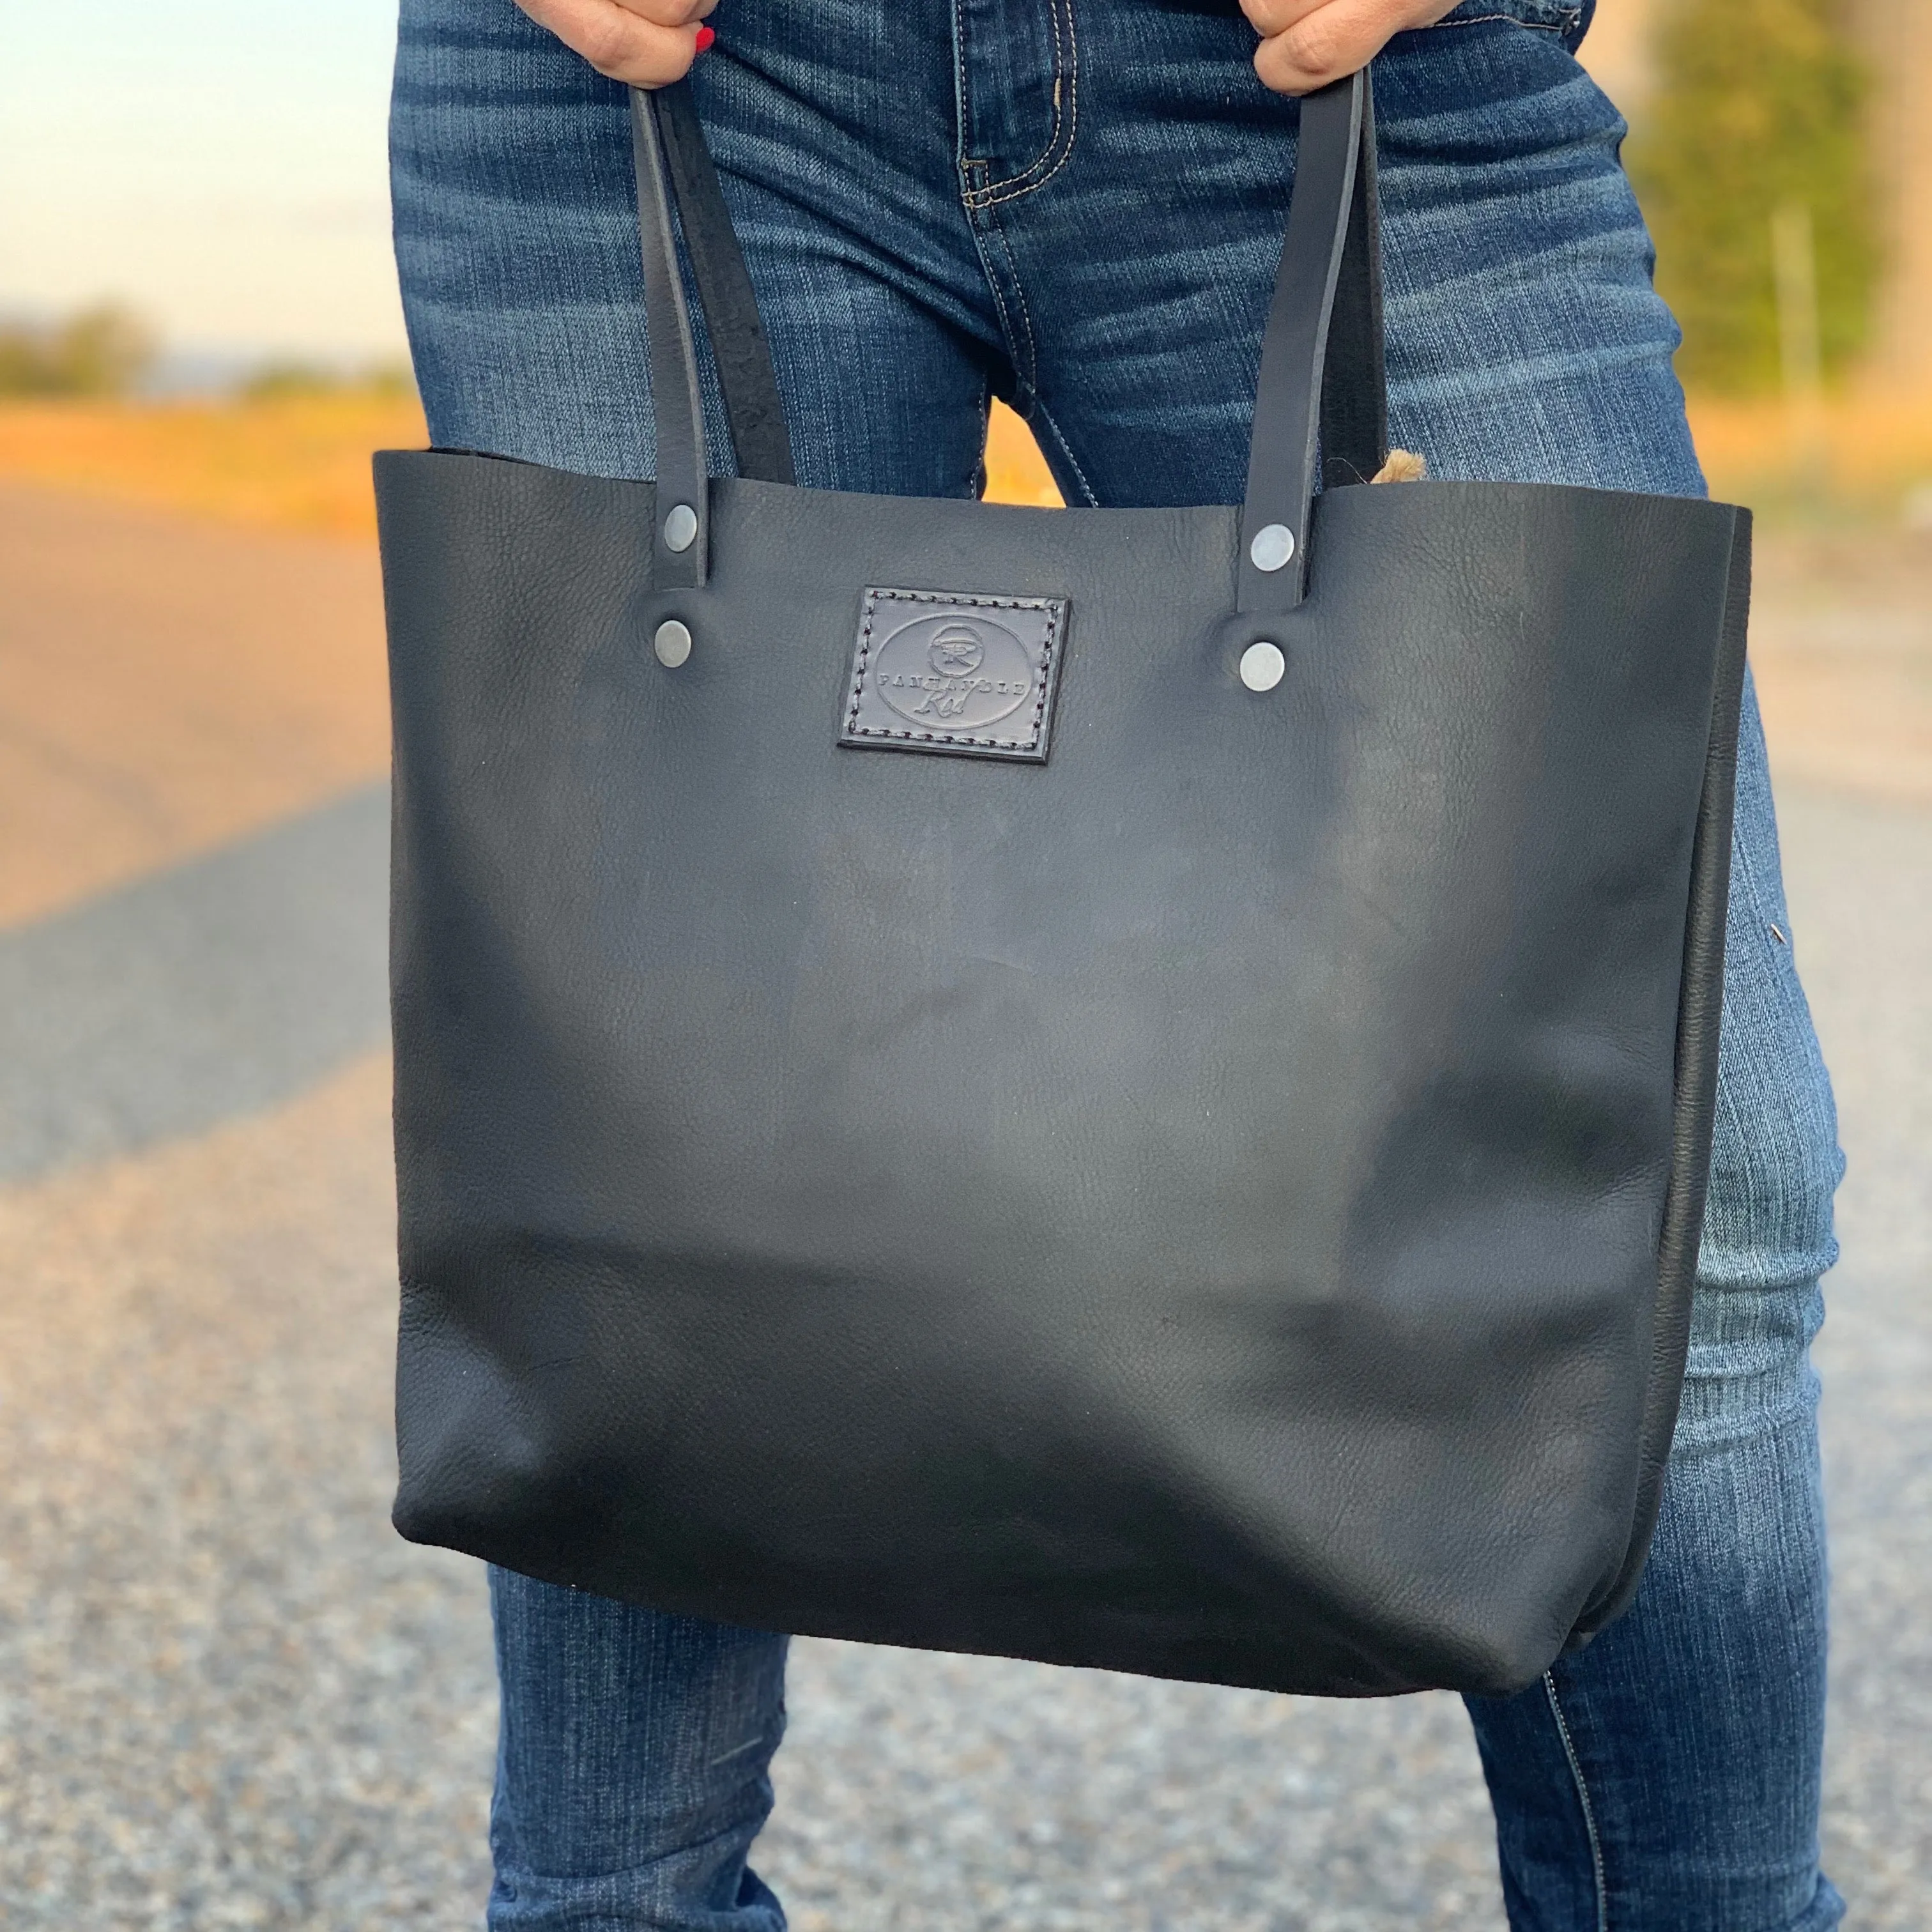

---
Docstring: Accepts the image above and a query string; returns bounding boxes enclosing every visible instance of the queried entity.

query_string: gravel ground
[0,1060,496,1929]
[1782,792,1932,1920]
[0,488,1926,1926]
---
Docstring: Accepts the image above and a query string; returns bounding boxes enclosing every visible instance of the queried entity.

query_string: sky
[0,1,408,360]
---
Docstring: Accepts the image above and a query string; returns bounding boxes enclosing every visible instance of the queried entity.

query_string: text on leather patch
[839,588,1069,763]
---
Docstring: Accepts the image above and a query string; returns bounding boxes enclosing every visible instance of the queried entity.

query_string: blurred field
[0,394,427,541]
[0,394,1059,535]
[983,404,1065,505]
[2,394,1926,843]
[0,483,390,926]
[1689,388,1932,521]
[6,390,1932,537]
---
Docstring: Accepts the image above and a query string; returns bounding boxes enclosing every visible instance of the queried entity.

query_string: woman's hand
[512,0,716,87]
[1240,0,1459,94]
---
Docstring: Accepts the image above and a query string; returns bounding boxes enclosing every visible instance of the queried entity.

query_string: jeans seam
[949,0,972,190]
[1544,1671,1610,1932]
[962,0,1080,208]
[970,383,993,498]
[1025,396,1100,507]
[1424,12,1574,31]
[966,193,1040,406]
[993,202,1043,399]
[954,191,1097,506]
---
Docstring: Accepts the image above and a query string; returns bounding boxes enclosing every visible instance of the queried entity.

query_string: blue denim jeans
[391,3,1846,1924]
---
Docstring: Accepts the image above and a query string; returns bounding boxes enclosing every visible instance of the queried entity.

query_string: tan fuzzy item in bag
[1371,449,1428,483]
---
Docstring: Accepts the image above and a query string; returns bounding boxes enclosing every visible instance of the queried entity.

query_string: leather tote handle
[652,83,797,487]
[1319,79,1389,496]
[631,86,713,588]
[627,82,801,587]
[629,70,1386,606]
[1239,71,1386,610]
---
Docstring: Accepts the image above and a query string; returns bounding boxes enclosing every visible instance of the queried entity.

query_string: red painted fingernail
[694,24,715,51]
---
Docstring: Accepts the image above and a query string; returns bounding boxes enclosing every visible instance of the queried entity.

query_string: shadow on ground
[0,784,388,1184]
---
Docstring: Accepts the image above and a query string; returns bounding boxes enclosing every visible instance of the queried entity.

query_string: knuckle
[574,9,634,64]
[1252,43,1305,97]
[580,15,689,83]
[1278,13,1350,78]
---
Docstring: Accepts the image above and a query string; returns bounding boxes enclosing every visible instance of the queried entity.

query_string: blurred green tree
[1629,0,1876,394]
[0,303,157,397]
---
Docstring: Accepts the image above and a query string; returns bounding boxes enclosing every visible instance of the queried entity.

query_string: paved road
[1,486,1926,1928]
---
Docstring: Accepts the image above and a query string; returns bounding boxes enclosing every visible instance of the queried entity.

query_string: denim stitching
[967,0,1075,205]
[845,587,1063,751]
[962,184,1041,408]
[965,0,1080,208]
[987,197,1043,397]
[1425,10,1577,31]
[1025,397,1100,508]
[970,383,993,499]
[949,0,1027,379]
[983,226,1105,510]
[949,0,973,188]
[1544,1671,1610,1932]
[955,180,1099,507]
[974,233,1032,399]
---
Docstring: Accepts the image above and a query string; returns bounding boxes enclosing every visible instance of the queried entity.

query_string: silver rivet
[1239,640,1287,693]
[1250,522,1296,572]
[654,618,693,668]
[663,502,698,553]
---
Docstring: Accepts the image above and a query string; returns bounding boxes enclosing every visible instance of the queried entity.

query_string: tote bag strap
[1239,70,1385,608]
[629,70,1386,607]
[1317,81,1388,495]
[652,82,797,489]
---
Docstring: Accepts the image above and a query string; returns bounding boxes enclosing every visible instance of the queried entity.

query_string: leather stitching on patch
[839,588,1069,763]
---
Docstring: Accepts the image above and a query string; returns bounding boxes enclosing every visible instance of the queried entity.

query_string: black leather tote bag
[376,71,1750,1698]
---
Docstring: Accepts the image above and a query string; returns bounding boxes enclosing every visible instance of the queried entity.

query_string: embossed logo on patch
[839,589,1069,762]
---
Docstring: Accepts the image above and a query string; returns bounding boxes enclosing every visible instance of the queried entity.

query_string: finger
[606,0,717,25]
[514,0,712,86]
[1252,0,1454,95]
[1238,0,1331,39]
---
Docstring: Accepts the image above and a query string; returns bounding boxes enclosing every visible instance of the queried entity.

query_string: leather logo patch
[839,588,1069,763]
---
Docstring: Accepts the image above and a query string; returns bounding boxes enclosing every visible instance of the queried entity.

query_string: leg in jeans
[390,5,1003,1925]
[1371,31,1844,1932]
[907,8,1845,1920]
[1464,696,1844,1931]
[392,1,1845,1923]
[487,1570,790,1930]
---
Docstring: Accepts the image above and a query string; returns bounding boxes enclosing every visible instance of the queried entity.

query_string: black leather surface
[1319,82,1388,491]
[629,89,709,586]
[1572,510,1751,1641]
[1239,74,1361,611]
[379,454,1742,1696]
[652,80,795,486]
